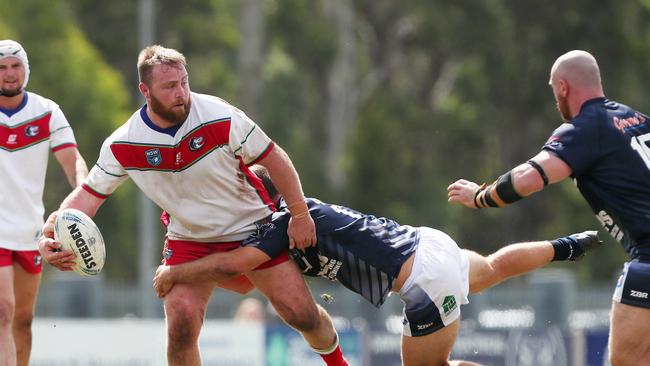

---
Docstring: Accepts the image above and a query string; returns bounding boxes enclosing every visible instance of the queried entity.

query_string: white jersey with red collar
[83,92,276,242]
[0,92,77,250]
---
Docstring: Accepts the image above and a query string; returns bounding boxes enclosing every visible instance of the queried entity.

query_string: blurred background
[3,0,650,364]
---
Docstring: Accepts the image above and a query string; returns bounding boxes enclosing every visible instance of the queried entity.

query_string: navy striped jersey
[543,98,650,258]
[243,198,420,307]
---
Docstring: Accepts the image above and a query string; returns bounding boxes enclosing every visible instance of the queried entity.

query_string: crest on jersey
[189,136,205,151]
[25,125,39,137]
[145,148,162,167]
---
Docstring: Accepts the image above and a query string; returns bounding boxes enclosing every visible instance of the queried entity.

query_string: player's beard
[556,94,572,121]
[149,92,191,126]
[0,85,22,97]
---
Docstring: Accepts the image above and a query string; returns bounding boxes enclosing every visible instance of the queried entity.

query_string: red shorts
[0,248,43,274]
[162,239,289,294]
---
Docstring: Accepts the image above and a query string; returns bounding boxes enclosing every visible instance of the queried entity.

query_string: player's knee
[165,299,204,346]
[0,298,15,328]
[274,301,319,332]
[12,311,33,333]
[167,313,200,349]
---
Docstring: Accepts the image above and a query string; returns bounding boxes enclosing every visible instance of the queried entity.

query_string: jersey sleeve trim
[51,125,72,134]
[51,142,77,152]
[95,163,128,178]
[82,184,109,200]
[247,142,275,166]
[233,125,258,155]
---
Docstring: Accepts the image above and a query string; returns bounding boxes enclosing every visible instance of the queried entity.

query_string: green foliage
[0,0,136,281]
[3,0,649,285]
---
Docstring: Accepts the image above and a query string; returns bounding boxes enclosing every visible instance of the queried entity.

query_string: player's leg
[246,260,348,366]
[465,241,553,294]
[12,251,42,366]
[163,281,215,366]
[467,231,602,294]
[609,260,650,365]
[401,318,459,365]
[399,228,472,365]
[0,251,17,366]
[608,302,650,365]
[401,319,480,366]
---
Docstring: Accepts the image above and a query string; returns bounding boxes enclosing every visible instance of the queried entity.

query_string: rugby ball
[53,208,106,276]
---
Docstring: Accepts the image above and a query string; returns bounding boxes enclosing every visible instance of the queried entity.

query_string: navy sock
[550,236,583,261]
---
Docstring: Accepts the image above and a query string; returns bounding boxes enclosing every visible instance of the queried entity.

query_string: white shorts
[399,227,470,337]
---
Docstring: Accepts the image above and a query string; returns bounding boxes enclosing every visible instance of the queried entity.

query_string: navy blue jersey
[543,98,650,257]
[243,198,420,307]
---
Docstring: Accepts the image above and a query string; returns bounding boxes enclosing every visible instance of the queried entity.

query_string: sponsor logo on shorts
[145,148,162,167]
[34,255,42,267]
[416,322,434,330]
[25,125,39,137]
[442,295,457,316]
[630,290,649,299]
[189,136,205,151]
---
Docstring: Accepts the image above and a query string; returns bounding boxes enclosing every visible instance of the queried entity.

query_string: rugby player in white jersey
[37,45,348,366]
[0,40,88,366]
[153,166,603,366]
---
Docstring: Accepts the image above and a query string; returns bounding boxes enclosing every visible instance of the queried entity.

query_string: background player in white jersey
[37,45,348,366]
[153,166,603,366]
[0,40,88,366]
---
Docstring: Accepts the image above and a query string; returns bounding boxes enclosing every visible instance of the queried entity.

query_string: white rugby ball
[54,208,106,276]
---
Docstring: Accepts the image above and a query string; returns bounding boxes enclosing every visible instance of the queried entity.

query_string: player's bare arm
[153,246,270,298]
[257,145,316,249]
[447,150,572,208]
[54,147,89,187]
[38,187,105,271]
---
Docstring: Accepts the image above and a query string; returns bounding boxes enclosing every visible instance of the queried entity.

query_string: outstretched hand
[38,211,76,271]
[153,265,174,298]
[447,179,481,208]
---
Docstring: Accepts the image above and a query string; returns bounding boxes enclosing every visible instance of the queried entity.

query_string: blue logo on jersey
[189,136,205,151]
[25,125,39,137]
[145,148,162,167]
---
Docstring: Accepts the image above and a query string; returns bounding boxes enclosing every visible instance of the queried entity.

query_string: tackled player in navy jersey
[448,50,650,366]
[154,165,603,366]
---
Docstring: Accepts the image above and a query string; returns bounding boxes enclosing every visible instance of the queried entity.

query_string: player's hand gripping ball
[54,208,106,276]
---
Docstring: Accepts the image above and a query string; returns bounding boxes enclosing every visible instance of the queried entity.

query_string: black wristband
[527,160,549,186]
[473,189,482,209]
[494,171,524,204]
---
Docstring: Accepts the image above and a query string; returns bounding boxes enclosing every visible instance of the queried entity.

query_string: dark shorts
[162,239,289,294]
[613,259,650,308]
[0,248,43,274]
